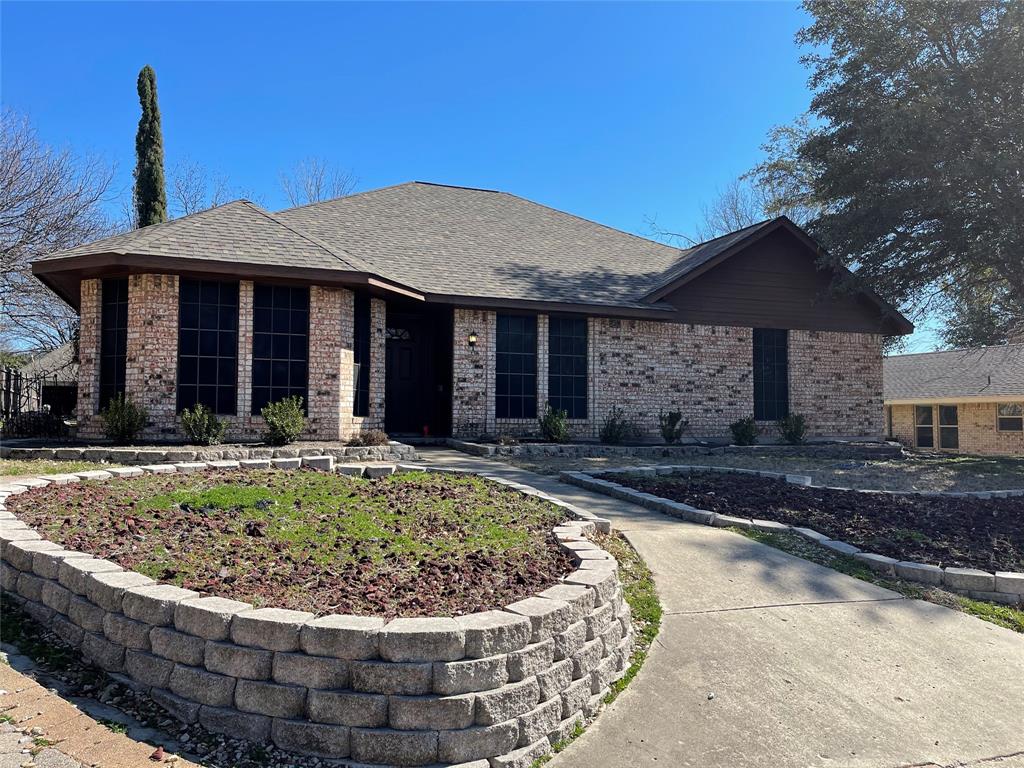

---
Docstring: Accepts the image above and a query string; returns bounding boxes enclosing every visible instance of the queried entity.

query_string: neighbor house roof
[19,342,77,384]
[883,344,1024,403]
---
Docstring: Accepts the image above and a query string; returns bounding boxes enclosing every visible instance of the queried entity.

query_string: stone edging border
[0,461,629,768]
[560,465,1024,607]
[0,442,417,465]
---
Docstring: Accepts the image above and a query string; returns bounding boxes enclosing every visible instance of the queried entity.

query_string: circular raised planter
[0,462,632,767]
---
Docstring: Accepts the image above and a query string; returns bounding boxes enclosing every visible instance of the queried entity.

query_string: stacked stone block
[0,465,631,767]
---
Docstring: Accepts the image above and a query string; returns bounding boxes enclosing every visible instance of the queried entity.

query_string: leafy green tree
[749,1,1023,346]
[133,65,167,227]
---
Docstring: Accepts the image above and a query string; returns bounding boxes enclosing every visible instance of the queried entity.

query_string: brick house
[31,182,911,443]
[884,344,1024,456]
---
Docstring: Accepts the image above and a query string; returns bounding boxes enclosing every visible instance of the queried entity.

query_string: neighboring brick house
[31,182,911,443]
[884,344,1024,456]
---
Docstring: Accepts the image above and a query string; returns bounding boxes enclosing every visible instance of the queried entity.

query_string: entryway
[384,301,453,437]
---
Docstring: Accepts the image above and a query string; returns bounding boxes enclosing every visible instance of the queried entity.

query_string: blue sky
[2,1,936,349]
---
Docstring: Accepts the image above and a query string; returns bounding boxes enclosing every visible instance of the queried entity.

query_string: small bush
[539,403,571,443]
[729,416,759,446]
[348,429,389,447]
[658,410,687,444]
[261,396,306,445]
[600,406,639,445]
[179,403,226,445]
[777,413,808,444]
[100,393,148,443]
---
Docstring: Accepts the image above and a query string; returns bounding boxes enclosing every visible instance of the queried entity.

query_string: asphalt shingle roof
[883,344,1024,400]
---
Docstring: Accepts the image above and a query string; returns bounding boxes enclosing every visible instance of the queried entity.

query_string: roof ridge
[686,218,776,248]
[274,181,420,215]
[245,202,368,272]
[886,342,1024,359]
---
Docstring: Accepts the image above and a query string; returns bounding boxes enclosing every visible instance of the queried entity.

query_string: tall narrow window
[353,292,371,417]
[938,404,959,449]
[251,284,309,414]
[495,314,537,419]
[548,316,587,419]
[915,405,934,448]
[177,279,238,414]
[98,277,128,411]
[753,328,788,421]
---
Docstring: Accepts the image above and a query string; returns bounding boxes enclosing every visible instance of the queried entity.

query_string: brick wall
[889,402,1024,456]
[125,274,180,440]
[789,330,883,438]
[451,312,884,441]
[306,286,346,441]
[75,279,103,439]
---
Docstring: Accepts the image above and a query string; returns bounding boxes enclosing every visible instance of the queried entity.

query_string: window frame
[752,328,789,422]
[914,404,934,448]
[938,404,959,450]
[547,315,588,420]
[250,283,310,416]
[176,278,239,416]
[996,402,1023,433]
[98,277,129,412]
[353,292,371,417]
[495,313,538,420]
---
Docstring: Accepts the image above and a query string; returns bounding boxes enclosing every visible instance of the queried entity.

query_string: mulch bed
[8,469,573,618]
[615,472,1024,572]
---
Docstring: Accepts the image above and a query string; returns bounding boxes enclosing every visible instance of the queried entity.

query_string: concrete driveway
[420,449,1024,768]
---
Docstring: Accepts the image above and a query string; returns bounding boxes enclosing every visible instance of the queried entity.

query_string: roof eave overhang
[885,394,1023,405]
[31,251,425,309]
[642,217,915,336]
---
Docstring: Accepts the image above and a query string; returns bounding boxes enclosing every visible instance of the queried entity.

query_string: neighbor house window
[915,405,934,448]
[548,316,587,419]
[177,279,238,415]
[938,404,959,449]
[98,277,129,411]
[495,314,537,419]
[251,284,309,414]
[753,328,788,421]
[997,403,1023,432]
[353,292,371,417]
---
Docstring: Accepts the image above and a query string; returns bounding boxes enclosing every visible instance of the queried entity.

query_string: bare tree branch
[279,157,357,207]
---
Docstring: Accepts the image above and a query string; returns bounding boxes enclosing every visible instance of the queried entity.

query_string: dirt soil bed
[8,469,573,618]
[615,472,1024,572]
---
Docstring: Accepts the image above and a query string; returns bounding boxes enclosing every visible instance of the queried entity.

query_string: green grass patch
[0,459,112,476]
[736,527,1024,633]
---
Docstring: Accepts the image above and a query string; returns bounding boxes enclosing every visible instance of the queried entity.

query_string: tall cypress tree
[133,65,167,227]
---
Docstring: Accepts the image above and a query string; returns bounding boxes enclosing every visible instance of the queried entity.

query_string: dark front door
[384,307,452,437]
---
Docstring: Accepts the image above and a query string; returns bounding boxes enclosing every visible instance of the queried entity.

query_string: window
[548,316,587,419]
[98,278,128,411]
[177,279,238,415]
[753,328,789,421]
[495,314,537,419]
[353,292,371,417]
[915,405,934,448]
[997,403,1023,432]
[251,284,309,414]
[938,404,959,449]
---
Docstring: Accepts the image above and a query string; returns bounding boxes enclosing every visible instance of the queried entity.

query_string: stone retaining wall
[562,465,1024,607]
[0,463,630,767]
[0,442,417,466]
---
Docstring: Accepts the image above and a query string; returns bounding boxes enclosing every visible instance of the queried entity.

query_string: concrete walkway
[419,449,1024,768]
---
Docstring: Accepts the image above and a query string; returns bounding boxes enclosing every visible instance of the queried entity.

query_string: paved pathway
[419,448,1024,768]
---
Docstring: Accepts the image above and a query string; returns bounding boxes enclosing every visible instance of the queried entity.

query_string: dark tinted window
[251,284,309,414]
[939,404,959,449]
[753,328,788,421]
[353,293,371,417]
[495,314,537,419]
[177,279,238,415]
[548,316,587,419]
[99,278,129,411]
[915,405,934,448]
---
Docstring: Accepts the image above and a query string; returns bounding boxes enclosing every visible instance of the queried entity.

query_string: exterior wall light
[468,332,478,347]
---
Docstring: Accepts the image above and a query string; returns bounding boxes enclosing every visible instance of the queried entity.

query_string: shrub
[180,403,226,445]
[600,406,639,445]
[261,396,306,445]
[348,429,389,447]
[777,413,808,444]
[658,410,687,444]
[539,403,571,443]
[100,393,148,443]
[729,416,759,446]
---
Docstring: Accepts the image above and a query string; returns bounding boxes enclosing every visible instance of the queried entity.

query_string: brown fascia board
[643,217,915,336]
[31,252,425,309]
